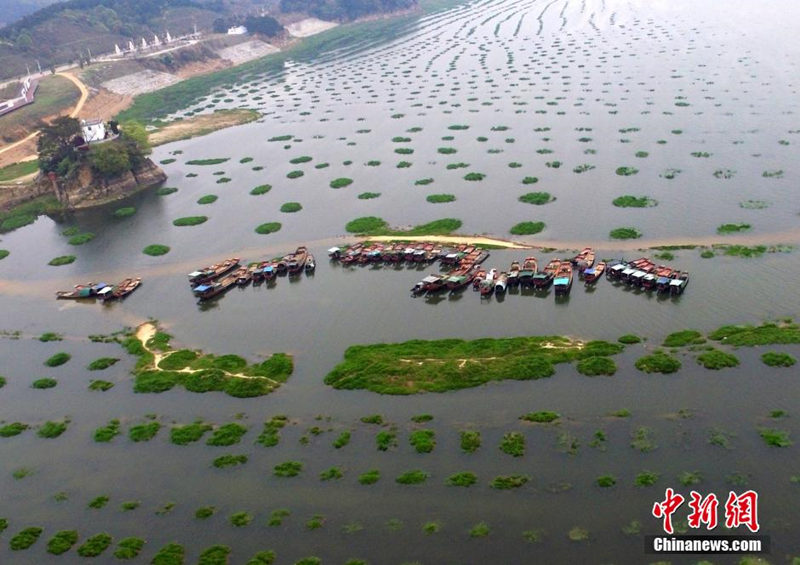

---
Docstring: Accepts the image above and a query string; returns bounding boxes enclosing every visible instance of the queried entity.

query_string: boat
[656,271,677,293]
[188,258,240,286]
[494,271,508,294]
[553,263,573,295]
[412,275,437,295]
[584,261,606,284]
[572,247,595,272]
[193,271,238,301]
[287,246,308,275]
[533,259,559,288]
[518,257,537,287]
[99,278,142,301]
[233,266,252,286]
[422,274,448,293]
[670,272,689,295]
[472,269,486,290]
[56,282,108,300]
[479,269,497,296]
[607,262,628,280]
[305,254,316,272]
[506,261,521,286]
[641,273,658,290]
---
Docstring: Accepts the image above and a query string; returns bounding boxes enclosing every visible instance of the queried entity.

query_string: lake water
[1,0,799,563]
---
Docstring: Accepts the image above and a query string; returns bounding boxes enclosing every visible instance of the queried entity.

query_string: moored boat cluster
[188,247,315,302]
[55,278,142,302]
[606,256,689,295]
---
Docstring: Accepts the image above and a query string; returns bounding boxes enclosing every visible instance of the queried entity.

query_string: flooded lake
[1,0,799,563]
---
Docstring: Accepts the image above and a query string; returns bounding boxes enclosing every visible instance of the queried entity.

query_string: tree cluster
[279,0,417,21]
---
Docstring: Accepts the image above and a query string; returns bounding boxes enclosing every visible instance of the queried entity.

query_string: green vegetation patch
[618,334,642,344]
[761,352,796,367]
[409,429,436,453]
[128,421,160,442]
[490,475,529,489]
[113,537,145,559]
[143,244,170,256]
[197,194,218,205]
[213,454,248,468]
[510,221,546,235]
[519,192,553,205]
[0,160,39,182]
[612,195,657,208]
[0,250,10,260]
[287,170,304,179]
[10,527,43,550]
[67,232,95,245]
[330,177,354,189]
[609,227,642,240]
[157,186,178,196]
[186,158,229,165]
[199,545,231,563]
[634,471,660,487]
[520,411,560,423]
[88,357,119,371]
[596,474,617,487]
[663,330,705,347]
[697,349,740,370]
[280,202,302,213]
[290,156,312,164]
[206,423,248,446]
[255,222,282,235]
[576,357,617,376]
[460,430,481,453]
[325,335,622,394]
[635,351,681,374]
[173,216,208,227]
[447,471,477,487]
[274,460,303,477]
[708,321,800,346]
[170,421,212,445]
[358,469,381,485]
[0,422,28,437]
[94,419,121,442]
[759,428,791,447]
[358,192,381,199]
[77,533,112,557]
[38,420,68,438]
[345,217,462,236]
[32,377,57,389]
[250,184,272,195]
[615,166,639,176]
[426,193,456,203]
[463,172,485,181]
[415,178,434,185]
[49,255,76,266]
[44,352,70,367]
[151,542,184,564]
[395,470,429,485]
[717,223,751,234]
[47,530,78,555]
[256,416,288,447]
[499,432,525,457]
[320,467,344,481]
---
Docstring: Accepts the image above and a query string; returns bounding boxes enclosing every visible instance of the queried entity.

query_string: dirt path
[149,109,260,146]
[369,235,531,249]
[58,72,89,118]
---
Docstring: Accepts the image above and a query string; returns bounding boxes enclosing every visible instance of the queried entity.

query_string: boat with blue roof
[553,263,573,295]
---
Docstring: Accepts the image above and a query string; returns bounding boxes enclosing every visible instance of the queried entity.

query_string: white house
[227,26,247,35]
[81,119,107,143]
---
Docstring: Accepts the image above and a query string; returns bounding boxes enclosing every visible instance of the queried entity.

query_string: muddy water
[1,0,800,563]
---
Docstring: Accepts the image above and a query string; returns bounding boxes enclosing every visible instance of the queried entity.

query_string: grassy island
[325,336,623,394]
[345,217,462,236]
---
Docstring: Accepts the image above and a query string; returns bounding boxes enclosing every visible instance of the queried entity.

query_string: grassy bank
[325,336,624,394]
[0,195,62,235]
[0,160,38,182]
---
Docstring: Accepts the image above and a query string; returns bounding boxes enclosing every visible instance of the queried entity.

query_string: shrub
[376,430,397,451]
[395,470,428,484]
[44,352,70,367]
[635,351,681,374]
[426,193,455,203]
[761,352,796,367]
[76,533,112,557]
[199,545,231,564]
[0,422,28,437]
[510,221,545,235]
[519,191,552,204]
[151,543,184,564]
[94,419,121,442]
[170,422,212,445]
[320,467,343,481]
[576,356,616,376]
[415,178,434,185]
[290,156,312,164]
[206,423,247,446]
[48,255,76,266]
[173,216,207,227]
[469,522,490,538]
[438,147,457,154]
[255,222,281,235]
[612,195,657,208]
[460,430,481,452]
[330,178,354,189]
[697,349,740,370]
[609,227,641,239]
[447,472,477,487]
[186,158,229,165]
[46,530,78,555]
[280,202,302,213]
[88,357,119,371]
[250,184,272,195]
[142,244,170,256]
[230,512,252,527]
[32,378,57,389]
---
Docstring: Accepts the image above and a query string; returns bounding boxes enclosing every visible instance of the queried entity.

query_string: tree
[119,121,151,158]
[89,142,130,176]
[212,18,228,33]
[244,16,283,37]
[37,116,81,175]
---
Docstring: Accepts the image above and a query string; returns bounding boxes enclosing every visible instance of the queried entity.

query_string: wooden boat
[518,257,537,286]
[193,271,238,301]
[412,275,436,295]
[233,266,252,287]
[494,271,508,294]
[670,272,689,295]
[287,246,308,275]
[584,261,606,284]
[56,282,107,299]
[553,263,573,295]
[507,261,521,286]
[99,278,142,301]
[188,258,240,286]
[479,269,497,296]
[641,273,658,290]
[472,269,486,290]
[533,259,559,288]
[422,274,448,293]
[657,271,677,293]
[305,254,316,272]
[572,247,595,272]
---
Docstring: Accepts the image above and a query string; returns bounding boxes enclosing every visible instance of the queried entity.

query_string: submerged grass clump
[520,411,560,423]
[615,166,638,176]
[113,537,145,559]
[708,321,800,346]
[395,470,429,485]
[409,429,436,453]
[273,461,303,477]
[358,192,380,199]
[499,432,525,457]
[330,177,354,189]
[38,420,68,438]
[491,475,529,489]
[460,430,481,453]
[255,222,282,235]
[696,349,740,370]
[635,351,681,374]
[576,357,616,376]
[47,530,78,555]
[758,428,791,447]
[142,244,170,256]
[128,421,160,442]
[761,352,796,367]
[609,227,641,240]
[717,223,751,234]
[447,472,477,487]
[88,357,119,371]
[250,184,272,195]
[186,158,229,165]
[426,194,455,203]
[663,330,705,347]
[173,216,208,227]
[280,202,302,213]
[10,527,43,550]
[48,255,76,266]
[44,352,71,367]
